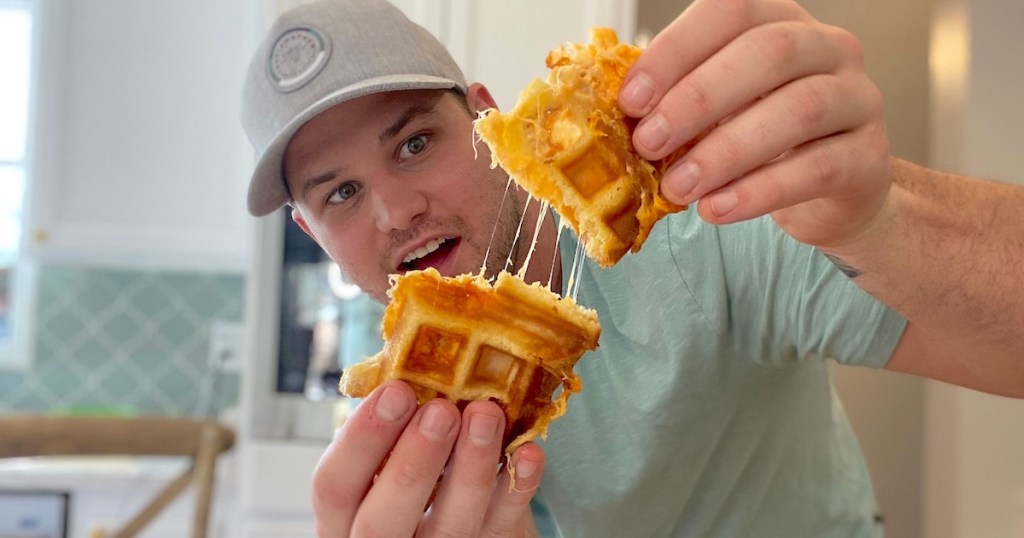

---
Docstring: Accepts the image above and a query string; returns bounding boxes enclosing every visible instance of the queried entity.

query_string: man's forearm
[824,158,1024,395]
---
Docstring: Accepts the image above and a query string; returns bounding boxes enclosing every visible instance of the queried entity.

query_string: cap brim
[247,74,465,216]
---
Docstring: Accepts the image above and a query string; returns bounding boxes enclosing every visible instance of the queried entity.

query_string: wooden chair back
[0,415,236,538]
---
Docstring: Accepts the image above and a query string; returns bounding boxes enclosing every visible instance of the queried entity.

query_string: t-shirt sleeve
[666,211,907,369]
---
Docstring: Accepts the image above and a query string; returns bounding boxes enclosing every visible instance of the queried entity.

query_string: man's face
[284,88,521,303]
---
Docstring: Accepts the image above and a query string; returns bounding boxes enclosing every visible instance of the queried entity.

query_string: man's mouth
[399,237,459,272]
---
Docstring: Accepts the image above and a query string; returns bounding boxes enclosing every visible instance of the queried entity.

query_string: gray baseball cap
[241,0,467,216]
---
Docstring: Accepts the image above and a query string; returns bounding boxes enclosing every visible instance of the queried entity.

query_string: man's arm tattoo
[821,252,863,278]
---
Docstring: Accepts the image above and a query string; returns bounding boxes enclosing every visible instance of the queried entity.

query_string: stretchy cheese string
[471,110,487,162]
[517,200,550,280]
[572,240,587,301]
[480,175,514,278]
[566,236,585,300]
[547,218,565,290]
[504,194,533,274]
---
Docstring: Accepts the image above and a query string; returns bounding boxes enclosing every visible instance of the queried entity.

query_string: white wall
[957,0,1024,187]
[925,0,1024,536]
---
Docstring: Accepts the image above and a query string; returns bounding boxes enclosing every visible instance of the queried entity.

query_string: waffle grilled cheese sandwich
[476,27,691,267]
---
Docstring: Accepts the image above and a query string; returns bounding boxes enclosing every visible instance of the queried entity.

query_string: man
[240,0,1024,536]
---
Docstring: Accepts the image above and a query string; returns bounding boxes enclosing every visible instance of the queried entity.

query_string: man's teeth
[403,238,448,264]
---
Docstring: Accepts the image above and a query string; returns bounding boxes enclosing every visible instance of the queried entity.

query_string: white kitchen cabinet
[25,0,258,272]
[237,440,324,538]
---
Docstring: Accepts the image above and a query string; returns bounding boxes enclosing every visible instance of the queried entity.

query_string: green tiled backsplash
[0,264,244,416]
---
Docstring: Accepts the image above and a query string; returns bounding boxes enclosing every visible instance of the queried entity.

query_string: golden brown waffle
[475,27,691,267]
[340,268,600,456]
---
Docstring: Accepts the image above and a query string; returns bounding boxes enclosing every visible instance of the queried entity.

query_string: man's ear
[466,82,498,113]
[291,206,321,247]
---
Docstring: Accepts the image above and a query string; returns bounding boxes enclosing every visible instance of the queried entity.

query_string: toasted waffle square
[340,268,600,455]
[475,28,691,267]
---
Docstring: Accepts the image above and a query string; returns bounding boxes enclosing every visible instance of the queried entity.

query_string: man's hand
[620,0,1024,396]
[312,380,544,537]
[621,0,891,249]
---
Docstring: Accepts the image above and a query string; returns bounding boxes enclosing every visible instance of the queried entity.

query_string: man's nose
[370,177,428,233]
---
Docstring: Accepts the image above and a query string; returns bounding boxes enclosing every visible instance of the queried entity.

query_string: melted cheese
[475,27,691,268]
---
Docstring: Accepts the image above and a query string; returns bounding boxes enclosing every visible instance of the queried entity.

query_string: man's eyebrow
[379,102,438,143]
[294,97,444,203]
[299,169,340,203]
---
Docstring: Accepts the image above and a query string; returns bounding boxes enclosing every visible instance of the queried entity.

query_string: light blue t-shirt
[533,209,907,537]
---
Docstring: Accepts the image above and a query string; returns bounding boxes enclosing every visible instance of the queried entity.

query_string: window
[0,0,35,366]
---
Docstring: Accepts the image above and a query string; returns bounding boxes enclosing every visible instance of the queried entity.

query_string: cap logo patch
[267,26,332,93]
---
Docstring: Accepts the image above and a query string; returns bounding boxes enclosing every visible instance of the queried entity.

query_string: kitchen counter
[0,456,188,490]
[0,455,237,538]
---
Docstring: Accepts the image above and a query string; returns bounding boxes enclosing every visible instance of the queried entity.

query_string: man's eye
[327,182,360,204]
[398,133,429,160]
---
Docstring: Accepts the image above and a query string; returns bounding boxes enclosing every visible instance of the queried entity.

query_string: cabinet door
[26,0,257,272]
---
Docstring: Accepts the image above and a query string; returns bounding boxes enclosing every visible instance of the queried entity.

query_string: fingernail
[709,189,739,217]
[468,413,500,446]
[636,113,669,153]
[376,387,410,422]
[664,160,701,203]
[420,404,456,440]
[515,459,539,480]
[621,72,655,111]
